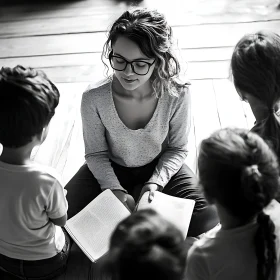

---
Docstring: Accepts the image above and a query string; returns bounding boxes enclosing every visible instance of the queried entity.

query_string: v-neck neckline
[108,81,160,131]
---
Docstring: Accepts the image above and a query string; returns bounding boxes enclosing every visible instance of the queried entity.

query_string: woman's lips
[122,77,137,83]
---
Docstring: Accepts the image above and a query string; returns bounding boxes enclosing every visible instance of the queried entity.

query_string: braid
[255,212,277,280]
[242,133,277,279]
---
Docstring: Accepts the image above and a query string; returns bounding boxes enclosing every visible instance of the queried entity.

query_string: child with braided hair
[186,128,280,280]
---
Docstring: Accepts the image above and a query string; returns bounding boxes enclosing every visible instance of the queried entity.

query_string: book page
[137,191,195,238]
[65,189,130,262]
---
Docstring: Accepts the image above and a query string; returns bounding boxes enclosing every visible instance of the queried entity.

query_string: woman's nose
[123,63,133,75]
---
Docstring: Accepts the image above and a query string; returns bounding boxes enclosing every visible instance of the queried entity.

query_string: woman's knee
[65,164,101,218]
[187,204,219,237]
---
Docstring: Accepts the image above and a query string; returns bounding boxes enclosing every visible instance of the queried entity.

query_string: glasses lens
[132,61,150,75]
[110,56,126,71]
[110,55,151,75]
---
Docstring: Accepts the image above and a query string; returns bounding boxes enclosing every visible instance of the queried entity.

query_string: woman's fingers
[148,190,155,202]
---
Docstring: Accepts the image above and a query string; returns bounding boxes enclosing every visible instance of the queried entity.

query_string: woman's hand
[138,183,159,202]
[112,190,135,212]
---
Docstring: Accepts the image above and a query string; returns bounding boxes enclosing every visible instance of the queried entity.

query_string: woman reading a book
[65,8,219,237]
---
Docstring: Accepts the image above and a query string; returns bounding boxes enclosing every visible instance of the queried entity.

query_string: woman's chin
[119,80,139,91]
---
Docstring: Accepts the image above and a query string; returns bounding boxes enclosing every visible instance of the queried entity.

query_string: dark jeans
[65,159,219,237]
[0,231,71,280]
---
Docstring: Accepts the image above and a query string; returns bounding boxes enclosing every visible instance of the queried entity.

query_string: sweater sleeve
[81,89,127,192]
[147,87,191,188]
[185,244,209,280]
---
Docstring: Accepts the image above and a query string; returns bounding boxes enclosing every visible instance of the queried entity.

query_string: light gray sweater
[81,77,191,192]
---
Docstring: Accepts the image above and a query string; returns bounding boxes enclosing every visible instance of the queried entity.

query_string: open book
[65,189,195,262]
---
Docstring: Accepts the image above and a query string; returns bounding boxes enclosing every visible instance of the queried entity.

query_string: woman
[65,8,219,237]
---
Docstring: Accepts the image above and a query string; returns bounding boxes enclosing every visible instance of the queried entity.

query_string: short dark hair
[104,209,187,280]
[198,128,279,280]
[0,65,60,148]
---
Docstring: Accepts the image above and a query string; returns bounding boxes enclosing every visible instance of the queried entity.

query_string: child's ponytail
[241,141,277,280]
[255,212,277,280]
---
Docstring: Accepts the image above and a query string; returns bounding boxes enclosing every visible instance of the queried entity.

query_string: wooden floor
[0,0,280,279]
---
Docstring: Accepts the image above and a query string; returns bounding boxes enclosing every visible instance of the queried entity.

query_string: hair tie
[251,165,261,177]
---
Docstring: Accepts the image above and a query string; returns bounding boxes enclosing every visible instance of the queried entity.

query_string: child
[0,65,69,279]
[186,128,280,280]
[102,209,187,280]
[231,31,280,160]
[65,7,219,237]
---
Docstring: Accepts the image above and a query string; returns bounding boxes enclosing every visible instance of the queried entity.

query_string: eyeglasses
[109,52,155,75]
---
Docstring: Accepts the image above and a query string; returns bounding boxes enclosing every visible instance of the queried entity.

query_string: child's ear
[203,189,215,205]
[205,195,215,205]
[198,182,215,204]
[36,125,49,143]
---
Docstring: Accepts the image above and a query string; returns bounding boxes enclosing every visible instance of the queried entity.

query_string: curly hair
[198,128,279,280]
[231,31,280,159]
[103,209,187,280]
[102,8,188,98]
[0,65,60,148]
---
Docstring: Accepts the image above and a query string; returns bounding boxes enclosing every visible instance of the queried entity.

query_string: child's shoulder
[28,163,63,188]
[188,224,221,256]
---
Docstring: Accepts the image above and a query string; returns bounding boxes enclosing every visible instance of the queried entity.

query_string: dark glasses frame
[109,52,155,76]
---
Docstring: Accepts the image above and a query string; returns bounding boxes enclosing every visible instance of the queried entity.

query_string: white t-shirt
[186,200,280,280]
[0,161,68,260]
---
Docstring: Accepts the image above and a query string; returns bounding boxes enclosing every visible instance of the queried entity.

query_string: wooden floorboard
[1,0,279,24]
[241,100,256,129]
[190,80,221,149]
[61,98,85,185]
[0,47,233,66]
[1,12,280,38]
[31,83,86,177]
[185,114,197,174]
[1,21,280,59]
[212,79,248,129]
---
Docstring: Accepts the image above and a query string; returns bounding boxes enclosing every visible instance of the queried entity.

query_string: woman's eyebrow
[113,52,150,61]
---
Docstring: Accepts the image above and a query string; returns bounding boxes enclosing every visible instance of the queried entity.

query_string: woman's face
[111,36,156,92]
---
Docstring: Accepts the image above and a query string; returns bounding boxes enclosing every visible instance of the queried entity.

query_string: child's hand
[139,183,159,202]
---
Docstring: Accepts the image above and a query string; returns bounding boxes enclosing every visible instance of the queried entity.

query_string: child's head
[0,65,59,148]
[103,8,185,97]
[198,128,279,280]
[105,209,187,280]
[231,31,280,157]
